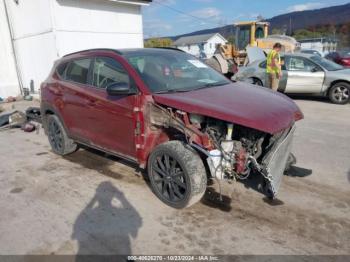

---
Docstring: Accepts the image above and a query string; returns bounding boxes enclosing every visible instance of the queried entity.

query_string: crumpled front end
[260,125,295,197]
[147,103,298,198]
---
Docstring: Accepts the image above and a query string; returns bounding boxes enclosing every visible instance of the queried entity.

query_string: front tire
[147,141,207,209]
[47,114,77,155]
[328,82,350,104]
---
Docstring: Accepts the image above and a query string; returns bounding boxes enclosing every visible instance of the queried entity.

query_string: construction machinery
[205,21,300,77]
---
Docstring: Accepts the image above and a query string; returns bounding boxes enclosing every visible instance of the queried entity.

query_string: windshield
[340,50,350,58]
[310,55,344,71]
[123,50,230,93]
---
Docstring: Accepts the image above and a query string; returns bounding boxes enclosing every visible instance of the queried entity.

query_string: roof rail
[63,48,122,57]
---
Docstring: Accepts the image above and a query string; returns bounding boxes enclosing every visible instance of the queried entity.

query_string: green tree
[292,29,322,40]
[144,38,173,48]
[271,28,283,35]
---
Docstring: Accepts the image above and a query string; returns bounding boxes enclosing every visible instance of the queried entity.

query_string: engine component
[189,114,204,126]
[226,123,233,140]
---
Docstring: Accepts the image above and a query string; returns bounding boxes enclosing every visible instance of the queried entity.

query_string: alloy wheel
[48,120,63,152]
[333,86,349,103]
[151,154,187,203]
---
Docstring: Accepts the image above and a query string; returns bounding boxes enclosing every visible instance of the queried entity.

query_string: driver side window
[286,57,316,72]
[92,57,130,89]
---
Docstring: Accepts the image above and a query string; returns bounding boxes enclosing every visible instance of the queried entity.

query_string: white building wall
[204,34,226,58]
[0,0,146,97]
[176,34,227,58]
[53,0,144,56]
[0,0,19,98]
[177,44,201,57]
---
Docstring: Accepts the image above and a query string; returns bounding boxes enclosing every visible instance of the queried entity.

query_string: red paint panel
[153,82,303,134]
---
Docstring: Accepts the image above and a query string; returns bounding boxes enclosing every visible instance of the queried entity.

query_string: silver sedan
[232,53,350,104]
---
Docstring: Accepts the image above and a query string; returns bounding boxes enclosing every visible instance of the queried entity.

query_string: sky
[142,0,350,38]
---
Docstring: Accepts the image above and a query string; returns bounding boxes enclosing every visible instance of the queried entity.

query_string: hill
[161,3,350,40]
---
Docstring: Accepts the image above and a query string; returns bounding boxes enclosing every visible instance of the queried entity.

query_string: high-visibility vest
[266,50,281,74]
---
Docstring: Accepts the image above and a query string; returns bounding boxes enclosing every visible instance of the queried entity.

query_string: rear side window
[65,59,91,84]
[92,57,129,89]
[56,62,68,78]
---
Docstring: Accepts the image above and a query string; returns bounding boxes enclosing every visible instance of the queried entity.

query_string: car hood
[246,47,266,64]
[327,68,350,79]
[152,82,303,134]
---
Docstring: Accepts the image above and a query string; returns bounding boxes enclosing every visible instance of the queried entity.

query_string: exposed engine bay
[149,104,296,198]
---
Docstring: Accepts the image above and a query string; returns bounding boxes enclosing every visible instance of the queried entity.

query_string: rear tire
[47,114,77,156]
[147,141,207,209]
[328,82,350,104]
[252,78,263,86]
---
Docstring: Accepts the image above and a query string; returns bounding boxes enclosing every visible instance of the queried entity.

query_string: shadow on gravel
[72,181,142,260]
[201,187,232,212]
[64,146,141,180]
[285,166,313,177]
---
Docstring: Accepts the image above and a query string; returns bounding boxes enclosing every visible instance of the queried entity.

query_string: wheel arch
[40,102,69,136]
[328,79,350,94]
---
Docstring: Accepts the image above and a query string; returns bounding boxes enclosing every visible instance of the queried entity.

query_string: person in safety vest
[266,43,282,91]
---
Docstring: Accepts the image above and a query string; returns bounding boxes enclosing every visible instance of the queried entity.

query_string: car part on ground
[25,107,42,123]
[0,111,27,131]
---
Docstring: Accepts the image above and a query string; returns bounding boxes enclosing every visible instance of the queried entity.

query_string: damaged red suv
[41,48,303,208]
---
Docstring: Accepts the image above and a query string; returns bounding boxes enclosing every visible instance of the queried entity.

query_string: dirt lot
[0,99,349,255]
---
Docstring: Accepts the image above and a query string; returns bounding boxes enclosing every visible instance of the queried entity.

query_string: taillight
[294,110,304,121]
[341,59,350,66]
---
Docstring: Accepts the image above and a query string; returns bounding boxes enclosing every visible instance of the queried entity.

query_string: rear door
[58,58,94,141]
[82,56,138,158]
[284,56,325,93]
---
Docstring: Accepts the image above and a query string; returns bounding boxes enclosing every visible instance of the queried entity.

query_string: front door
[83,56,138,159]
[284,56,325,93]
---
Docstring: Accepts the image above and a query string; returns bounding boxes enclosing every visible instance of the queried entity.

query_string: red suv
[41,48,303,208]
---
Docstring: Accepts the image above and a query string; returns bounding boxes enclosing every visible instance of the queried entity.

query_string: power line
[151,0,227,27]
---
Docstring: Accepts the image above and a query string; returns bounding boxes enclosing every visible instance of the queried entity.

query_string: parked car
[325,51,350,67]
[300,49,322,57]
[232,53,350,104]
[41,48,303,208]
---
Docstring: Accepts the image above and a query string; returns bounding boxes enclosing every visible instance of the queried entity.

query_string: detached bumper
[262,125,296,197]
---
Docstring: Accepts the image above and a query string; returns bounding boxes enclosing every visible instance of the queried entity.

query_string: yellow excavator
[205,21,300,77]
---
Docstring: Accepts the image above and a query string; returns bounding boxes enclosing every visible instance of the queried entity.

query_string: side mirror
[311,67,320,72]
[106,82,133,96]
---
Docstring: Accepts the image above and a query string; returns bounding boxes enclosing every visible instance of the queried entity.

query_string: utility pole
[289,17,292,36]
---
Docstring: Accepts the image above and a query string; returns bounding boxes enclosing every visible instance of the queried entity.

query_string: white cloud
[190,7,221,18]
[286,2,326,12]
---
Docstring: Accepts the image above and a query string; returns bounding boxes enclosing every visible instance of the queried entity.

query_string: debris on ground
[24,95,33,101]
[5,96,16,103]
[0,112,11,127]
[21,122,36,132]
[25,107,42,123]
[0,111,27,131]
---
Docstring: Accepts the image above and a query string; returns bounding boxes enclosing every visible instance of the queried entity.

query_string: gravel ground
[0,99,349,255]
